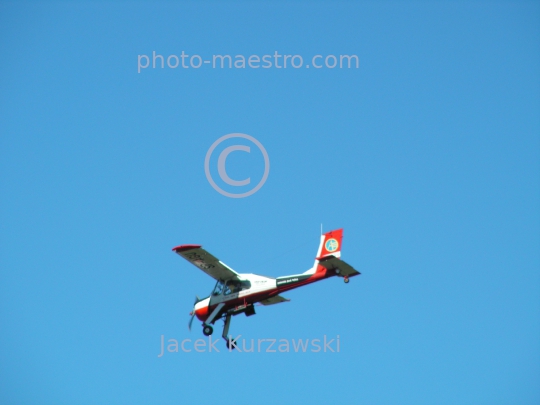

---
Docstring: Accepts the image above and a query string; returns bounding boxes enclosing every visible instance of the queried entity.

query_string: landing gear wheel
[344,276,349,284]
[202,325,213,336]
[226,339,236,350]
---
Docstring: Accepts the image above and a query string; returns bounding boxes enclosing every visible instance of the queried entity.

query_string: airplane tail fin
[302,228,345,275]
[316,228,343,260]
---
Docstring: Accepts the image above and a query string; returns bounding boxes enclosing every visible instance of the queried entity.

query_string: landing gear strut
[222,313,236,350]
[201,302,225,337]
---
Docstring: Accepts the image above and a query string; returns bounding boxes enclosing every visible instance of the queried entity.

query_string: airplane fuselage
[194,265,335,323]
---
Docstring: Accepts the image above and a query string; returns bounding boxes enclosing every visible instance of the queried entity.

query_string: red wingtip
[172,244,202,252]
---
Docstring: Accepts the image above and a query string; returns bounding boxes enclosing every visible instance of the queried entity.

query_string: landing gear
[226,338,237,350]
[222,314,231,339]
[344,276,349,284]
[222,313,235,349]
[202,302,225,337]
[202,324,213,336]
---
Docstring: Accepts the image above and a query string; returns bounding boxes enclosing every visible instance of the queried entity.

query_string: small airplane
[172,228,360,349]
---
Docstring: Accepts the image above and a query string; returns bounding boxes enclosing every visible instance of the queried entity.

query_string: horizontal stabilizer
[317,255,360,277]
[260,295,290,306]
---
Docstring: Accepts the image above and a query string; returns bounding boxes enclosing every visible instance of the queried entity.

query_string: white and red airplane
[172,228,360,348]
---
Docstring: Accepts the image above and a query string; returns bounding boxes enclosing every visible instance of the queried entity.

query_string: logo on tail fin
[325,238,339,252]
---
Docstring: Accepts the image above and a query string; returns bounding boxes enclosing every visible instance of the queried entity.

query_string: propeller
[188,296,200,331]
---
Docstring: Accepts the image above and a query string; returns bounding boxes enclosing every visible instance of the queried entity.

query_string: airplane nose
[195,304,209,321]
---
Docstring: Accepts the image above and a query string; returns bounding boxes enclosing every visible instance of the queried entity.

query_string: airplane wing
[317,255,361,277]
[172,245,241,281]
[260,295,290,306]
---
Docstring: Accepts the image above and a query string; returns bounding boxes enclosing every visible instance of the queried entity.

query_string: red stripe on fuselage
[276,267,335,294]
[195,267,344,322]
[195,289,281,322]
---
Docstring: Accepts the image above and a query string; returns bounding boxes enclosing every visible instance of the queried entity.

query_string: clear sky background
[1,1,539,404]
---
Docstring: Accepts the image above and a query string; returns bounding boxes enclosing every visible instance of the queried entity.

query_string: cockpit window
[224,280,251,295]
[212,280,224,296]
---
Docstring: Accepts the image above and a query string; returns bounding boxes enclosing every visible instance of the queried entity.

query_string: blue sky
[1,1,539,404]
